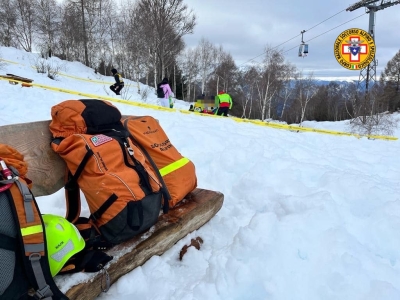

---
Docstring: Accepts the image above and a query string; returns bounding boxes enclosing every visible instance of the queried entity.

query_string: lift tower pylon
[346,0,400,93]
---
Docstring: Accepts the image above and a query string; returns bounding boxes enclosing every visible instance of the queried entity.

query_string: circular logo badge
[334,28,376,70]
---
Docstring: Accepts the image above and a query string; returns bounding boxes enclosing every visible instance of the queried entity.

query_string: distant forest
[0,0,399,126]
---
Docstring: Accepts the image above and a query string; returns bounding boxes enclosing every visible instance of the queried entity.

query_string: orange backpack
[0,144,68,300]
[49,100,167,245]
[122,116,197,207]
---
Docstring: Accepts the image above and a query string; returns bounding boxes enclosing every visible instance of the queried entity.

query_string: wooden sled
[0,119,224,300]
[0,73,34,85]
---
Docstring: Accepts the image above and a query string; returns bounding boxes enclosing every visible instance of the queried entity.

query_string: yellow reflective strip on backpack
[159,157,190,177]
[21,225,43,236]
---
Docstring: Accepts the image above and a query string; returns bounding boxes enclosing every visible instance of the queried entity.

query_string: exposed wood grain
[0,120,65,196]
[63,188,223,300]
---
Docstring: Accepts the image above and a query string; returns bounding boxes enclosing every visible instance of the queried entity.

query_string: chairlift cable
[238,8,347,67]
[305,12,366,43]
[305,9,346,32]
[282,12,367,55]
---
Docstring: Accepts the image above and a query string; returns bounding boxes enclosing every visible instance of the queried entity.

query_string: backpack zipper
[123,138,160,190]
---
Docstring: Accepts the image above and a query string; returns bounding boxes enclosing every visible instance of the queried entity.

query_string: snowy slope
[1,46,400,300]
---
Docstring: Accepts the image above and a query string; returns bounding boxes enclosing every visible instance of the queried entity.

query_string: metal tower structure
[346,0,400,93]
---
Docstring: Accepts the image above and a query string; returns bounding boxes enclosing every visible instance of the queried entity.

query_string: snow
[1,46,400,300]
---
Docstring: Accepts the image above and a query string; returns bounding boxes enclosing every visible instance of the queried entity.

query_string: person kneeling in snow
[110,68,124,95]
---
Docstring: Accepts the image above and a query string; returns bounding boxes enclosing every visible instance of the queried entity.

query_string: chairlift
[298,30,308,58]
[298,43,308,57]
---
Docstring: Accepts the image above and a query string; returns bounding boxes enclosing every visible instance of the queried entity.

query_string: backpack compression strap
[123,119,170,213]
[7,166,67,300]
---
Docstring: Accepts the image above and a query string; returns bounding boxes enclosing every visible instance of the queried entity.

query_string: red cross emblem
[342,36,368,63]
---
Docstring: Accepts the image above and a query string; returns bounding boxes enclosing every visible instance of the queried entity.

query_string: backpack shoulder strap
[4,164,68,300]
[52,138,92,224]
[65,169,82,224]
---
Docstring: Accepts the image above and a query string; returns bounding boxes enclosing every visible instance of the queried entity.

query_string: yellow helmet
[42,214,85,277]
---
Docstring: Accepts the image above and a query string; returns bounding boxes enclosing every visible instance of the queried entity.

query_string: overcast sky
[182,0,400,80]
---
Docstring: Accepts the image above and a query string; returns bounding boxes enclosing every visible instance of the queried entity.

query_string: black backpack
[157,83,165,98]
[0,144,68,300]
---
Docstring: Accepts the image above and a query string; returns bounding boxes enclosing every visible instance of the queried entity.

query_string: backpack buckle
[34,284,51,299]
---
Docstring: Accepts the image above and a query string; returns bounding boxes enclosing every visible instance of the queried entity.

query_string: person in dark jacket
[110,68,124,95]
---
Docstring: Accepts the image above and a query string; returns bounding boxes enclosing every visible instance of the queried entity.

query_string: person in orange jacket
[215,91,232,116]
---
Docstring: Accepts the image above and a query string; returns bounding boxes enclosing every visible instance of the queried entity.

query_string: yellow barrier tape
[230,116,397,140]
[0,76,174,112]
[0,72,396,141]
[57,72,136,88]
[57,72,114,84]
[21,224,43,236]
[1,57,133,86]
[0,58,19,64]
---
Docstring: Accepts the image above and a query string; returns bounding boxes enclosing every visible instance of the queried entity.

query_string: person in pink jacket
[157,77,174,108]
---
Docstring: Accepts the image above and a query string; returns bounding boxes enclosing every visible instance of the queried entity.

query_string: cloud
[183,0,400,79]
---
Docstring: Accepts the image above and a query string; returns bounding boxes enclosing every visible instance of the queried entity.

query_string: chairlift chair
[298,30,308,58]
[298,43,308,57]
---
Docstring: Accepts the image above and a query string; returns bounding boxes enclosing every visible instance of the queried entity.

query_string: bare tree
[0,50,6,69]
[78,0,89,66]
[0,0,17,47]
[278,63,295,120]
[177,47,200,101]
[85,0,114,68]
[125,3,156,85]
[66,0,91,66]
[120,1,149,86]
[295,72,318,127]
[380,49,400,112]
[135,0,196,85]
[348,111,398,136]
[238,66,258,118]
[258,46,288,121]
[343,82,358,120]
[33,0,61,58]
[326,82,341,121]
[213,48,236,95]
[58,3,82,61]
[196,38,217,94]
[59,0,115,68]
[348,82,398,136]
[14,0,36,51]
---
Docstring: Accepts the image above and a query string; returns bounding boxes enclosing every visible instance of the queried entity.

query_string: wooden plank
[62,188,223,299]
[0,75,18,84]
[5,73,34,83]
[0,120,65,196]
